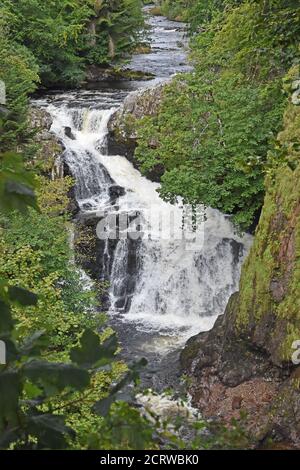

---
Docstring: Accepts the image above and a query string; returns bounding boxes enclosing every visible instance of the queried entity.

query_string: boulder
[107,81,170,181]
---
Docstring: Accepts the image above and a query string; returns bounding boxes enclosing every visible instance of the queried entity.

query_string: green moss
[236,67,300,361]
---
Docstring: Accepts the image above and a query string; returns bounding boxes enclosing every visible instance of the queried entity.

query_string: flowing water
[33,10,252,391]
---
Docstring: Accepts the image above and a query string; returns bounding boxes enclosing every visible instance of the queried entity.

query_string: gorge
[33,10,252,392]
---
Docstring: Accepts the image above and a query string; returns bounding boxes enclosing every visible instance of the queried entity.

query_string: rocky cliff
[181,67,300,448]
[107,81,168,181]
[29,107,79,216]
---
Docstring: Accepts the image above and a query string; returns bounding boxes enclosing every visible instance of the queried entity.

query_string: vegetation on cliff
[181,70,300,446]
[135,1,300,230]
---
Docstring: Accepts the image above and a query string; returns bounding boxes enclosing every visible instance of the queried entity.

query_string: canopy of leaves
[135,0,300,230]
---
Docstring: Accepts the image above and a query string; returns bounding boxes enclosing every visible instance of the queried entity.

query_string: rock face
[74,214,141,311]
[181,68,300,448]
[86,65,155,83]
[107,81,169,181]
[29,107,79,216]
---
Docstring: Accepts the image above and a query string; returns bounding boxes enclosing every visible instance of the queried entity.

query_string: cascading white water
[49,104,115,210]
[45,99,252,344]
[32,11,253,357]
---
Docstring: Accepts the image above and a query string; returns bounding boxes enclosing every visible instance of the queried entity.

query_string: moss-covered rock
[236,68,300,365]
[181,67,300,447]
[107,81,169,181]
[29,107,79,216]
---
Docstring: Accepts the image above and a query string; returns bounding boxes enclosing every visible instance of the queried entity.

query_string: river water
[33,10,252,391]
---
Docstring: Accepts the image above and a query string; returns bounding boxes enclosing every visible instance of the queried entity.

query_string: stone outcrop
[29,107,64,178]
[74,213,141,312]
[181,67,300,448]
[86,65,154,83]
[107,81,169,181]
[29,107,79,216]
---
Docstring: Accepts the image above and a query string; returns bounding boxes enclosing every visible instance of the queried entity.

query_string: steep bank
[181,72,300,447]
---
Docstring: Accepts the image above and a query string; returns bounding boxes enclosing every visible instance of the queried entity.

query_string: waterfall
[31,12,253,351]
[45,97,252,343]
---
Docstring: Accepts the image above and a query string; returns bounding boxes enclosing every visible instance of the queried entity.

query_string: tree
[135,0,300,230]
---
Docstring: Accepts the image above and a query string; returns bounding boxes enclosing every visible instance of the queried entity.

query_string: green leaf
[70,329,118,367]
[20,330,48,357]
[0,152,39,214]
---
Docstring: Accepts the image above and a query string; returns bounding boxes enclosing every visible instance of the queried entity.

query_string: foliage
[0,24,39,151]
[160,0,240,25]
[135,1,300,230]
[0,279,146,449]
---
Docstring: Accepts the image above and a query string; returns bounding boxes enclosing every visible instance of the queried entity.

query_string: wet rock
[75,214,141,312]
[182,293,278,387]
[265,377,300,447]
[106,134,136,160]
[64,126,76,140]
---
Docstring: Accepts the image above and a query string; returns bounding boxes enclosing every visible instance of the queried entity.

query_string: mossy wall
[236,66,300,364]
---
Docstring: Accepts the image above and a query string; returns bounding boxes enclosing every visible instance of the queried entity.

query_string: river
[33,9,252,392]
